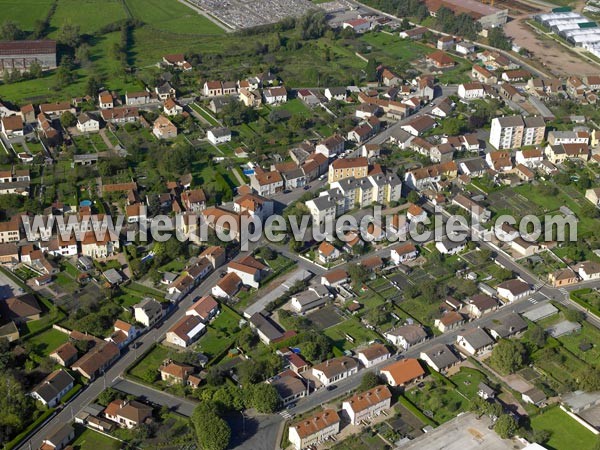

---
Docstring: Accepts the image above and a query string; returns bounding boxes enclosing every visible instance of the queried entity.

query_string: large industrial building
[425,0,508,29]
[534,11,600,57]
[0,40,57,73]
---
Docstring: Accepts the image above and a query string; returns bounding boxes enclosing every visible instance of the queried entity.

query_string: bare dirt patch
[504,9,600,76]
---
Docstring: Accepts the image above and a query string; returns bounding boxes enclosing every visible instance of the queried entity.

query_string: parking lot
[401,413,525,450]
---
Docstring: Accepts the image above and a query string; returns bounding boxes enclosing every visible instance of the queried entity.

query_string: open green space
[128,344,170,380]
[1,0,55,31]
[26,328,69,356]
[323,317,381,354]
[406,375,469,424]
[72,424,122,450]
[530,406,597,450]
[50,0,128,35]
[125,0,226,35]
[195,306,241,361]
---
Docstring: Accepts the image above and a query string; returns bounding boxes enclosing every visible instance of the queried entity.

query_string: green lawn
[323,317,381,354]
[450,367,488,400]
[27,328,69,356]
[277,99,311,117]
[2,0,55,31]
[195,306,241,361]
[557,321,600,368]
[125,0,226,35]
[72,424,122,450]
[406,377,469,424]
[50,0,128,35]
[530,407,597,450]
[128,344,170,380]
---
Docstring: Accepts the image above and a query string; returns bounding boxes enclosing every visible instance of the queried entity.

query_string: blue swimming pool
[80,200,92,207]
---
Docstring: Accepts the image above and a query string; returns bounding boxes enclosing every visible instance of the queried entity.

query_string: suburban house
[400,115,436,136]
[312,356,359,386]
[585,188,600,206]
[288,409,340,450]
[159,361,198,387]
[212,272,243,299]
[0,293,42,323]
[104,399,153,429]
[263,86,287,104]
[30,369,74,407]
[106,319,138,349]
[153,115,177,139]
[321,269,349,287]
[435,237,467,255]
[577,261,600,281]
[317,241,341,263]
[356,343,390,368]
[250,168,284,196]
[72,342,120,380]
[186,295,220,323]
[548,268,579,287]
[270,371,309,406]
[226,254,268,289]
[49,342,78,367]
[487,312,527,339]
[456,328,495,355]
[76,113,100,133]
[384,324,427,349]
[466,294,498,318]
[380,358,425,387]
[435,311,466,333]
[165,315,206,348]
[1,115,24,138]
[248,312,285,345]
[496,279,530,302]
[133,297,163,328]
[342,385,392,425]
[390,242,418,265]
[420,344,460,373]
[41,424,74,450]
[290,285,331,313]
[163,98,183,116]
[207,127,232,145]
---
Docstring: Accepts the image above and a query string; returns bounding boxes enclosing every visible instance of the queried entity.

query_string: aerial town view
[2,0,600,449]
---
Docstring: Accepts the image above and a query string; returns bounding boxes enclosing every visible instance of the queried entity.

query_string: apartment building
[327,157,368,184]
[489,115,545,150]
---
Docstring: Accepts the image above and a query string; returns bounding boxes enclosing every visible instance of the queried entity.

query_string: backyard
[530,406,597,450]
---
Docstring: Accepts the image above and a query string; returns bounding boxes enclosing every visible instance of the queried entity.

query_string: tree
[494,414,518,439]
[489,339,527,374]
[348,263,368,289]
[577,368,600,391]
[56,23,81,48]
[0,372,33,442]
[407,191,420,204]
[248,383,280,413]
[28,61,42,79]
[527,325,546,348]
[531,429,551,445]
[365,58,378,82]
[0,21,24,40]
[359,372,381,391]
[192,403,231,450]
[488,27,512,51]
[564,309,585,323]
[60,111,77,128]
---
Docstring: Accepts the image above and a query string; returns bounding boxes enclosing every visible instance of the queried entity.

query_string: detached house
[496,279,530,302]
[384,324,427,349]
[166,315,206,348]
[153,116,177,140]
[263,86,287,105]
[390,242,418,265]
[456,328,494,356]
[30,369,74,407]
[312,356,358,386]
[357,343,390,368]
[227,254,268,289]
[76,113,100,133]
[420,344,460,373]
[317,241,341,263]
[250,168,284,196]
[104,399,153,429]
[212,272,242,299]
[133,297,163,328]
[380,358,425,387]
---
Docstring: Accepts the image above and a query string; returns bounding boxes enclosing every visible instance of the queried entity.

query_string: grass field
[50,0,128,35]
[195,306,241,361]
[72,424,122,450]
[406,377,469,424]
[530,407,597,450]
[323,317,381,353]
[129,344,170,380]
[125,0,225,35]
[2,0,55,31]
[27,328,69,356]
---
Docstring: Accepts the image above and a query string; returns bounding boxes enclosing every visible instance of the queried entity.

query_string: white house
[312,356,358,386]
[456,328,494,356]
[133,297,163,328]
[165,315,206,348]
[384,324,427,349]
[577,261,600,281]
[435,236,467,255]
[263,86,287,105]
[458,82,486,99]
[76,113,100,133]
[342,385,392,426]
[207,127,232,145]
[30,369,74,407]
[496,279,530,302]
[390,242,418,265]
[226,255,267,289]
[356,343,390,368]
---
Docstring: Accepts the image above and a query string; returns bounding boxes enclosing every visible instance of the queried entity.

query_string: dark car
[326,384,337,391]
[304,185,311,190]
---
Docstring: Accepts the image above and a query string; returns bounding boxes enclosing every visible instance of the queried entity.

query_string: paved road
[113,378,199,416]
[19,266,226,450]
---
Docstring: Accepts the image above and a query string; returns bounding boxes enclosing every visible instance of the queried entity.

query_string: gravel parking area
[401,413,524,450]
